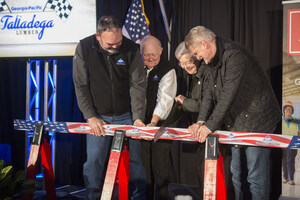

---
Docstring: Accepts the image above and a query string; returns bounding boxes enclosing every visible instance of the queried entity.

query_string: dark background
[0,0,283,198]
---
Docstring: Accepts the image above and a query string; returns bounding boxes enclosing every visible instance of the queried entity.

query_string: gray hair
[175,41,192,60]
[185,26,216,49]
[140,35,162,53]
[97,16,122,34]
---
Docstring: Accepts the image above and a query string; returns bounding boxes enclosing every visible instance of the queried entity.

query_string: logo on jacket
[153,75,159,80]
[116,58,125,65]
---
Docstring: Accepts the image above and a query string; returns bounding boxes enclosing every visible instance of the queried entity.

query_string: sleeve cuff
[83,111,97,120]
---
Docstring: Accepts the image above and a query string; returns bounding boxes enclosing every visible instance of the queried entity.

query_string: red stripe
[165,128,188,135]
[138,128,159,134]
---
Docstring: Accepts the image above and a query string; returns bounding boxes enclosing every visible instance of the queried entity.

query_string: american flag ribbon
[14,119,300,149]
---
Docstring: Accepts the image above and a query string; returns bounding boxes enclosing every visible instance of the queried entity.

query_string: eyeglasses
[179,60,194,67]
[143,52,160,58]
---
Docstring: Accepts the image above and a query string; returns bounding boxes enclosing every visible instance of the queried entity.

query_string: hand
[141,136,153,141]
[175,94,186,105]
[188,121,203,138]
[147,121,157,127]
[88,117,106,136]
[196,125,211,143]
[188,122,211,143]
[134,119,146,127]
[147,114,159,127]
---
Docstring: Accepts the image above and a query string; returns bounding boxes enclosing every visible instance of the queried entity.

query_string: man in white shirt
[140,35,177,200]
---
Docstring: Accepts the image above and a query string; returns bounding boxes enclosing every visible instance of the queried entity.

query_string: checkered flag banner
[45,0,73,22]
[122,0,150,43]
[0,0,9,12]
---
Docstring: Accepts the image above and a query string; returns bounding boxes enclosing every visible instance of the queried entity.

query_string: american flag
[122,0,150,43]
[44,0,73,22]
[0,0,9,12]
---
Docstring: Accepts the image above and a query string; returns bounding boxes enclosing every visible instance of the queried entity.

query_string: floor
[33,185,88,200]
[279,150,300,200]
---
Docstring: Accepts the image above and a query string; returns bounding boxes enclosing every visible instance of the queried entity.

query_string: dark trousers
[141,140,174,200]
[83,112,147,200]
[282,148,298,181]
[176,141,203,186]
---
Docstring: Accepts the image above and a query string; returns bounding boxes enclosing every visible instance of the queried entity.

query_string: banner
[282,0,300,190]
[283,1,300,119]
[0,0,96,57]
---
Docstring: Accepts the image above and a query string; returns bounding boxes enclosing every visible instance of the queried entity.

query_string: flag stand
[101,129,130,200]
[203,135,227,200]
[101,133,227,200]
[23,124,56,200]
[22,126,130,200]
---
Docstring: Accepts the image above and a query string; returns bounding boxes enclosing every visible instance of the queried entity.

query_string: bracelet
[150,121,156,125]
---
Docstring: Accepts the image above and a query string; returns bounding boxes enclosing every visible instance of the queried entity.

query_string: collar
[145,66,155,77]
[207,37,224,69]
[145,66,155,71]
[194,64,206,79]
[283,115,294,123]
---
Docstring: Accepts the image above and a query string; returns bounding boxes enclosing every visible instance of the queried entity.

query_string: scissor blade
[154,126,165,143]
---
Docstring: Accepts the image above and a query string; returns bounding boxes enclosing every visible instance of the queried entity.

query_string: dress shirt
[145,67,177,120]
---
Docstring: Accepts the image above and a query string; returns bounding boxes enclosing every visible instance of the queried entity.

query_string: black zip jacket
[198,37,281,133]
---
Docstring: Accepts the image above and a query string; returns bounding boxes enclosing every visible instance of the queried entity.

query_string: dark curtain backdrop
[0,0,282,197]
[167,1,283,199]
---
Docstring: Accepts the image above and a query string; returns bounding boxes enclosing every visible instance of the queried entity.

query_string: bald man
[140,35,177,200]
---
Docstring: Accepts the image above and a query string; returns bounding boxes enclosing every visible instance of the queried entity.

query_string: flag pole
[141,0,150,27]
[4,0,12,13]
[158,0,171,43]
[158,0,171,60]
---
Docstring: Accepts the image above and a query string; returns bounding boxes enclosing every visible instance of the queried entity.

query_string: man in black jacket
[73,16,147,200]
[185,26,281,200]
